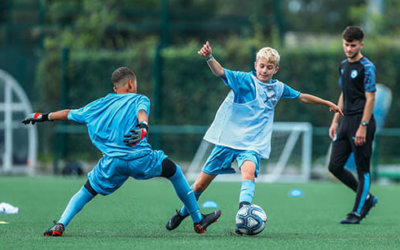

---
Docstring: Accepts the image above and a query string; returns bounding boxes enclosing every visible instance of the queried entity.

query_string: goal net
[186,122,312,183]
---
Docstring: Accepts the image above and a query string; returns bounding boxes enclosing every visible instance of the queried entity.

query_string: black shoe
[194,210,221,234]
[166,210,189,231]
[340,212,361,224]
[235,227,243,235]
[360,195,378,219]
[44,221,65,236]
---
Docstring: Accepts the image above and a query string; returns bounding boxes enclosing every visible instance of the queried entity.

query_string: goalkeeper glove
[22,113,51,125]
[124,122,148,147]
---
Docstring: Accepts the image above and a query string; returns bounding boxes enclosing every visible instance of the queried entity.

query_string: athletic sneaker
[360,195,378,219]
[166,210,189,231]
[194,210,222,234]
[44,221,65,236]
[340,212,361,224]
[235,227,243,235]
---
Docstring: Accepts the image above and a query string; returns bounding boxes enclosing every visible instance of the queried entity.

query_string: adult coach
[22,67,220,236]
[328,26,378,224]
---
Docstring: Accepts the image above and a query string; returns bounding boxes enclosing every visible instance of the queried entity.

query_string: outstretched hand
[329,104,344,116]
[22,113,50,125]
[198,41,212,59]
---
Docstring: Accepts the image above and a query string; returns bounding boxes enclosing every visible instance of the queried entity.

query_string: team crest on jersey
[351,70,358,78]
[263,88,277,105]
[340,69,344,74]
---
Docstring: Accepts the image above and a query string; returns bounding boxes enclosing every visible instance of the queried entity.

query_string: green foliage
[31,0,400,162]
[383,0,400,35]
[37,46,155,111]
[284,0,365,32]
[348,4,368,26]
[43,0,160,50]
[275,48,343,125]
[35,38,400,161]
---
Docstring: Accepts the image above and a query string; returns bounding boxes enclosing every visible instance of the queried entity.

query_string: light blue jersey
[56,90,203,226]
[67,93,168,195]
[68,93,152,160]
[221,70,300,102]
[204,69,300,159]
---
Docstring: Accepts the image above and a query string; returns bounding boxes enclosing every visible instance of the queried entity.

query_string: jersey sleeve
[338,66,343,89]
[68,106,89,124]
[221,69,250,91]
[364,64,376,92]
[67,98,100,123]
[281,83,301,99]
[221,69,256,103]
[137,95,151,115]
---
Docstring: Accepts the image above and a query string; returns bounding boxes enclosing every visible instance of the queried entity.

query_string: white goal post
[0,69,37,175]
[186,122,312,183]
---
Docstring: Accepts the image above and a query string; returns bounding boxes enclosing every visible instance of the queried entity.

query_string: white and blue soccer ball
[235,204,267,235]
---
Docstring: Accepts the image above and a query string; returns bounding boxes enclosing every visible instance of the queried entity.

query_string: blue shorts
[88,150,167,195]
[202,145,260,176]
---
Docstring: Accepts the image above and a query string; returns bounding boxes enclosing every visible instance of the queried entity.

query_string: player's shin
[353,172,371,215]
[179,189,202,217]
[239,180,255,208]
[168,165,202,223]
[58,186,96,227]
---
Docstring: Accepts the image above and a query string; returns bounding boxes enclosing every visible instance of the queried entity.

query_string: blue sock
[239,180,255,205]
[179,190,202,217]
[169,166,202,223]
[58,186,95,227]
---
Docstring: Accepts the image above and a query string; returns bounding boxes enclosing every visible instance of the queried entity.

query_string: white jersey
[204,76,285,159]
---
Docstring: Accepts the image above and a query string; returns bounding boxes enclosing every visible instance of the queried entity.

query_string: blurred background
[0,0,399,181]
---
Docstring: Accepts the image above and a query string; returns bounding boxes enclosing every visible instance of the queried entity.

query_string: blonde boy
[166,42,343,233]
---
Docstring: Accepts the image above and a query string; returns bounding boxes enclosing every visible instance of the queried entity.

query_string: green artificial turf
[1,176,399,249]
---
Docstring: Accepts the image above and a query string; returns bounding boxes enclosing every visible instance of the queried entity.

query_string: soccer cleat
[194,210,221,234]
[44,221,65,236]
[166,210,189,231]
[360,195,378,219]
[340,212,361,224]
[235,227,243,235]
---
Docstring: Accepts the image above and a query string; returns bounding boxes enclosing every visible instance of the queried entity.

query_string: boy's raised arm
[198,41,225,78]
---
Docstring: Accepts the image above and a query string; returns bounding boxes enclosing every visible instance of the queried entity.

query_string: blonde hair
[256,47,280,66]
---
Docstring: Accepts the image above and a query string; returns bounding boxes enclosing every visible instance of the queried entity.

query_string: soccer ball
[235,204,267,235]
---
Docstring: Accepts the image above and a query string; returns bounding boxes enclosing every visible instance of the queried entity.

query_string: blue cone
[289,188,303,198]
[201,200,219,209]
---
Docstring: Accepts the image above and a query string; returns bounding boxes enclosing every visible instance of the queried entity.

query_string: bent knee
[328,163,343,175]
[240,161,256,180]
[161,158,177,178]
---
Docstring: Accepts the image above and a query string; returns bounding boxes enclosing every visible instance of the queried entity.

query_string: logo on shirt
[351,70,358,78]
[263,89,276,105]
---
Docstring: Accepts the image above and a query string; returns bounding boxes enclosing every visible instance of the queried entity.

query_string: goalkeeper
[22,67,221,236]
[166,42,343,234]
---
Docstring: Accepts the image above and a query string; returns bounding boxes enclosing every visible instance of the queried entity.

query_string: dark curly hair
[342,26,364,42]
